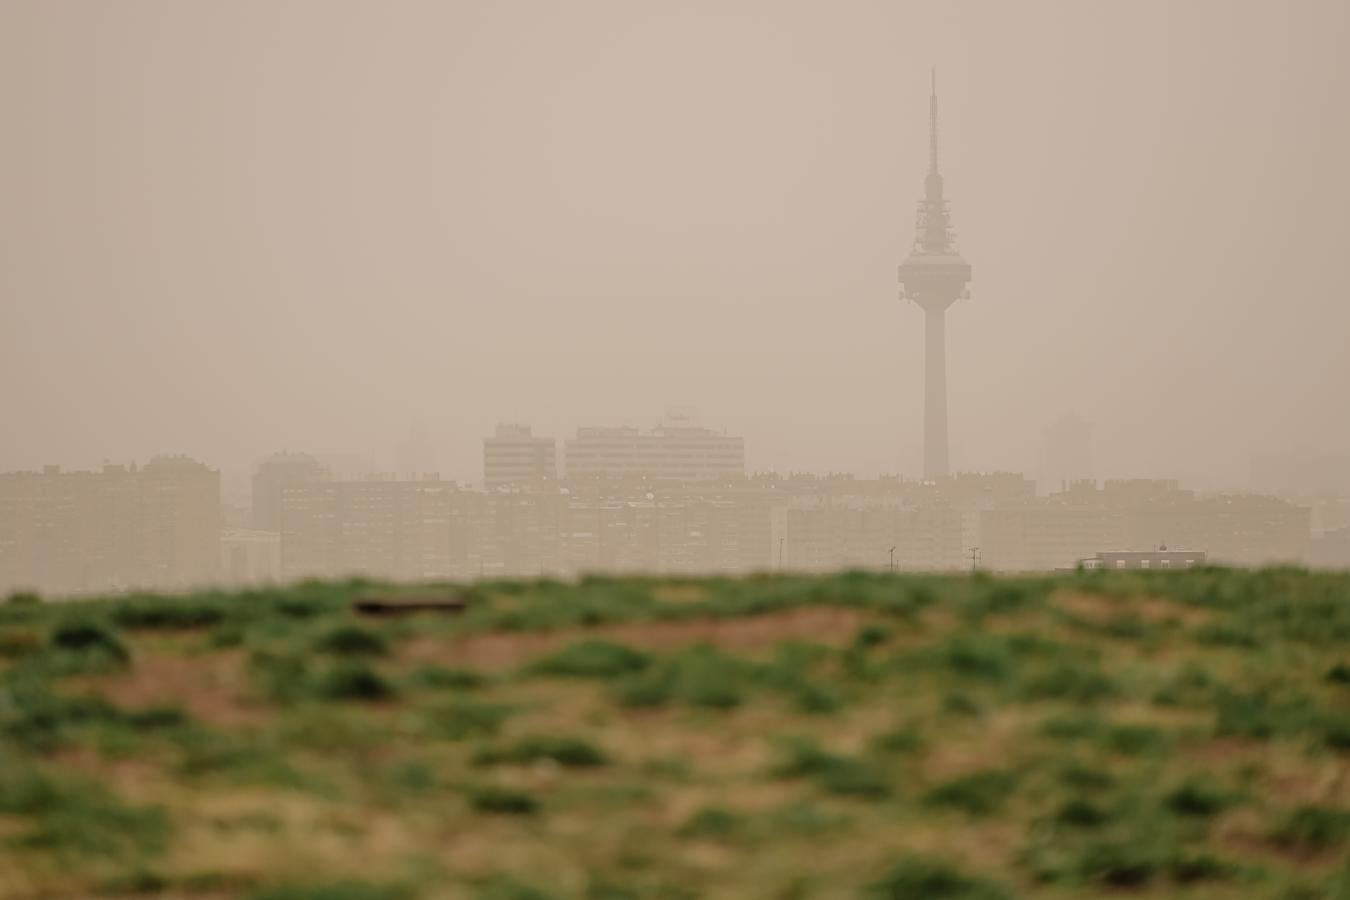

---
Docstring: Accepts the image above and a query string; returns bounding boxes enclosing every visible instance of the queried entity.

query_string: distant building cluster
[980,479,1310,572]
[0,427,1343,598]
[0,458,220,596]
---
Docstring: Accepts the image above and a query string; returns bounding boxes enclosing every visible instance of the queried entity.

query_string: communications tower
[898,70,971,481]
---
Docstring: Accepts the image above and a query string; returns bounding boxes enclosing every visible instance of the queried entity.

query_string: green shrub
[6,590,41,606]
[1168,852,1236,884]
[0,678,123,751]
[531,640,650,678]
[1271,805,1350,852]
[379,759,437,795]
[1056,762,1115,792]
[764,800,851,838]
[99,869,170,895]
[1151,662,1216,708]
[1194,622,1260,648]
[1055,798,1112,828]
[49,619,129,666]
[207,623,246,648]
[583,878,642,900]
[170,725,291,780]
[1322,716,1350,752]
[474,735,608,768]
[248,650,310,705]
[422,700,514,740]
[941,691,984,717]
[1102,723,1167,756]
[468,785,539,815]
[1165,777,1234,817]
[1039,712,1105,741]
[932,634,1013,681]
[249,880,412,900]
[1214,688,1318,740]
[1017,663,1116,704]
[124,704,190,731]
[609,645,750,711]
[864,856,1011,899]
[678,806,745,841]
[788,680,844,714]
[0,765,168,859]
[111,596,228,630]
[313,662,395,702]
[476,876,558,900]
[958,578,1047,621]
[669,645,746,709]
[313,625,389,657]
[817,757,891,799]
[1327,662,1350,685]
[407,665,485,690]
[610,668,674,708]
[1074,841,1159,888]
[869,724,925,756]
[771,737,890,799]
[924,769,1018,816]
[852,623,892,649]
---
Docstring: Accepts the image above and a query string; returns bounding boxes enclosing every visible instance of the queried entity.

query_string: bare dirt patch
[408,606,872,671]
[1052,590,1210,627]
[77,649,265,727]
[921,709,1037,781]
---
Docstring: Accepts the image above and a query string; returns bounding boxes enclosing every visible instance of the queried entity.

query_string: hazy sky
[3,1,1348,491]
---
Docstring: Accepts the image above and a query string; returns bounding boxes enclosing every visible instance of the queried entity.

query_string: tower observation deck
[898,69,971,481]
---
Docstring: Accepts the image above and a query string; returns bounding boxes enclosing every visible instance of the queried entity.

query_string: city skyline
[6,438,1340,598]
[3,2,1349,492]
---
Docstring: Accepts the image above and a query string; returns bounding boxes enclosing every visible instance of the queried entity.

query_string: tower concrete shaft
[924,307,949,480]
[898,69,971,482]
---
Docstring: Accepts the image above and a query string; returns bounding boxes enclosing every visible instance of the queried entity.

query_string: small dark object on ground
[353,594,469,617]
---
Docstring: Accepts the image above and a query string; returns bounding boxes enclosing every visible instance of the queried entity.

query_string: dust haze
[2,1,1349,589]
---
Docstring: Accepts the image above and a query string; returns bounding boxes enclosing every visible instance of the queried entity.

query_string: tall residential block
[483,424,557,488]
[564,421,744,483]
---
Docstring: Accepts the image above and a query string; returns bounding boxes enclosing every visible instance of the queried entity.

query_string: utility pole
[779,536,785,571]
[967,546,981,572]
[888,546,896,574]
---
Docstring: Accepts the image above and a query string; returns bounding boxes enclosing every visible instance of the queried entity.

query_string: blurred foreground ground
[0,569,1347,898]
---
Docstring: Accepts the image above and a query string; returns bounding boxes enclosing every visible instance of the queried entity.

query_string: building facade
[0,458,221,596]
[483,424,557,488]
[564,422,744,483]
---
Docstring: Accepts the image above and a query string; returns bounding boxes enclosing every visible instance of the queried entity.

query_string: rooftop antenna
[929,66,939,175]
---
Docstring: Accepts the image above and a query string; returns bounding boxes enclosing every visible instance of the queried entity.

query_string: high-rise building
[898,71,972,481]
[483,424,557,488]
[280,475,469,582]
[251,452,326,532]
[564,419,744,483]
[139,455,222,589]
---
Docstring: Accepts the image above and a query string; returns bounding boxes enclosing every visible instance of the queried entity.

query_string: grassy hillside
[1,569,1347,899]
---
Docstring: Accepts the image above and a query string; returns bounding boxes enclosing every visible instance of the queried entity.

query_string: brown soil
[78,649,266,727]
[1052,590,1211,627]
